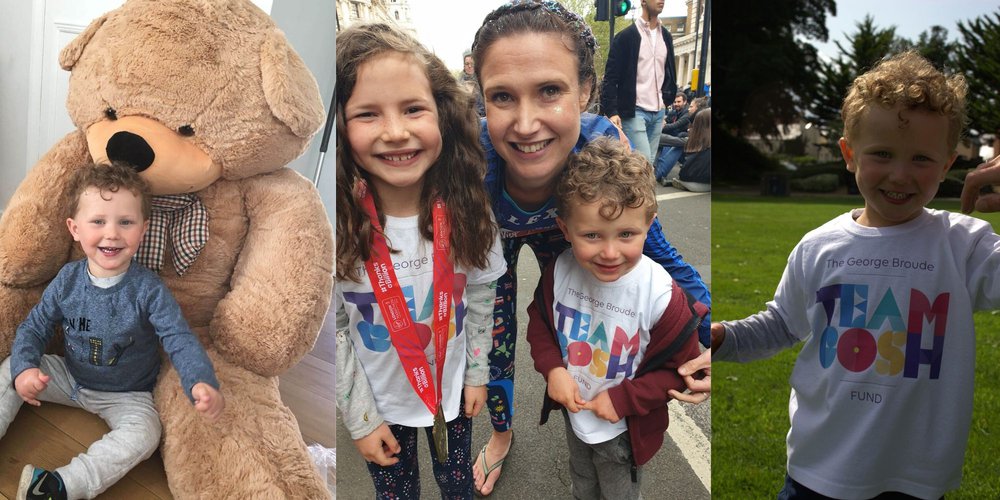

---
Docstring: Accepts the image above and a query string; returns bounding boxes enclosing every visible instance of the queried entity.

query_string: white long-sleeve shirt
[717,208,1000,499]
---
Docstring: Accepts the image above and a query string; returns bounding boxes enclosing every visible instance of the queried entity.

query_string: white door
[26,0,124,170]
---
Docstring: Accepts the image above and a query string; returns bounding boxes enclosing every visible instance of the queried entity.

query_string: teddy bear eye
[178,125,195,137]
[105,108,117,120]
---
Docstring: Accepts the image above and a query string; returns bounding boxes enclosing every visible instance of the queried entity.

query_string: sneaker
[17,465,67,500]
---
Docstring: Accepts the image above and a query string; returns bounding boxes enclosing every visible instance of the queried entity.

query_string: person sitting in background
[671,107,711,192]
[662,94,699,141]
[663,96,707,144]
[664,93,689,130]
[654,97,708,184]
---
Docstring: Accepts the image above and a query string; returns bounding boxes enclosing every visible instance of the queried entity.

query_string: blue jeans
[776,473,942,500]
[654,146,683,181]
[620,107,665,165]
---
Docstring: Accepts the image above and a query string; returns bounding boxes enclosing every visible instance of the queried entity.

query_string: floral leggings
[365,408,475,499]
[486,229,569,432]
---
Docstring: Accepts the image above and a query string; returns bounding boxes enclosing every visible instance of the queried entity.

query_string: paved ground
[335,177,711,498]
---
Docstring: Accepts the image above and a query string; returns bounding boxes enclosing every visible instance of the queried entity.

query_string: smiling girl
[334,23,506,499]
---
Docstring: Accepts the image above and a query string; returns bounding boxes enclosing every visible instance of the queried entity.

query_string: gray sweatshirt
[11,259,218,401]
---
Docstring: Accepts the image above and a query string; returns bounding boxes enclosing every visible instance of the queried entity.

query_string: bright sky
[811,0,997,61]
[405,0,689,71]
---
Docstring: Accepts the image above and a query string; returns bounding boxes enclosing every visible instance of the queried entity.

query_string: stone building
[664,0,710,94]
[336,0,413,32]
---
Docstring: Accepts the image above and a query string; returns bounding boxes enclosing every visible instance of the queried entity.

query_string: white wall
[0,1,36,211]
[270,0,336,226]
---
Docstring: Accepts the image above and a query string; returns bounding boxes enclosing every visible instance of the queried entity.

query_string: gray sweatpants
[0,355,161,500]
[563,410,643,500]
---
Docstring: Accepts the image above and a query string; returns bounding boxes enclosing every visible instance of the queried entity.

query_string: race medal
[432,403,449,463]
[357,181,454,457]
[430,197,452,463]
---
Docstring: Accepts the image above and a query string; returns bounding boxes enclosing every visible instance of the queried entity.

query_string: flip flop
[474,436,511,497]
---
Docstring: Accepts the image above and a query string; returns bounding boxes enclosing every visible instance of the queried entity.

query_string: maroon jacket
[526,261,707,470]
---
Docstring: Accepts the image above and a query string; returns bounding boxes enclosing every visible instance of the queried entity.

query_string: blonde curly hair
[556,136,657,222]
[841,50,967,151]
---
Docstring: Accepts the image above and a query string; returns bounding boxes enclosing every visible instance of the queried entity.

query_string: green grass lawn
[712,194,1000,499]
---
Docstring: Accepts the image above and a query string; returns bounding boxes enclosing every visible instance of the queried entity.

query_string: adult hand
[14,368,49,406]
[668,349,711,404]
[580,390,620,423]
[354,423,401,466]
[192,382,225,421]
[547,367,586,412]
[710,322,726,352]
[608,115,629,144]
[961,155,1000,213]
[464,384,487,417]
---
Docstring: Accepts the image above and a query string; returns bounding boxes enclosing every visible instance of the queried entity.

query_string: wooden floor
[0,316,336,499]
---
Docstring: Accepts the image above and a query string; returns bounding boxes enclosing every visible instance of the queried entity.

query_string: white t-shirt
[337,214,506,427]
[551,250,672,444]
[729,208,1000,499]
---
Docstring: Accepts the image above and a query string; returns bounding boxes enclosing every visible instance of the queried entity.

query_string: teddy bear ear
[59,13,109,71]
[260,28,325,139]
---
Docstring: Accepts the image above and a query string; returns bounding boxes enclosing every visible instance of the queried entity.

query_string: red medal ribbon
[358,181,453,417]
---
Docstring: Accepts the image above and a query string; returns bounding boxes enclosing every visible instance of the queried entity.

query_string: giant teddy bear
[0,0,333,497]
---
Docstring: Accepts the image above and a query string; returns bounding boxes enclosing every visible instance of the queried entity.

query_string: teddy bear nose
[106,131,155,172]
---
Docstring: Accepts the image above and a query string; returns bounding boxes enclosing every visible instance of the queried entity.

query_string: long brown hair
[335,23,496,283]
[685,108,711,153]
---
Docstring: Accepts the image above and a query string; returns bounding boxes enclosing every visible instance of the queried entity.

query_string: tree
[713,0,835,139]
[914,26,959,73]
[713,0,836,182]
[562,0,614,82]
[956,9,1000,151]
[836,15,899,74]
[810,15,901,142]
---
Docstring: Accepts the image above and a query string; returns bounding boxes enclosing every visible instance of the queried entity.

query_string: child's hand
[354,423,401,466]
[546,367,586,412]
[710,322,726,352]
[581,390,620,423]
[14,368,50,406]
[463,385,487,417]
[191,383,225,422]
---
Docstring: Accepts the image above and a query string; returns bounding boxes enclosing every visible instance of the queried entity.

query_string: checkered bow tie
[135,194,209,276]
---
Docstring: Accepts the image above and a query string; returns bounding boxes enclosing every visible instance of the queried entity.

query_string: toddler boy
[526,136,705,499]
[8,162,223,500]
[712,51,997,498]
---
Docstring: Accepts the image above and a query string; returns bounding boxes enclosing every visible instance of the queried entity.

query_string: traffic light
[595,0,630,22]
[613,0,631,17]
[595,0,608,21]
